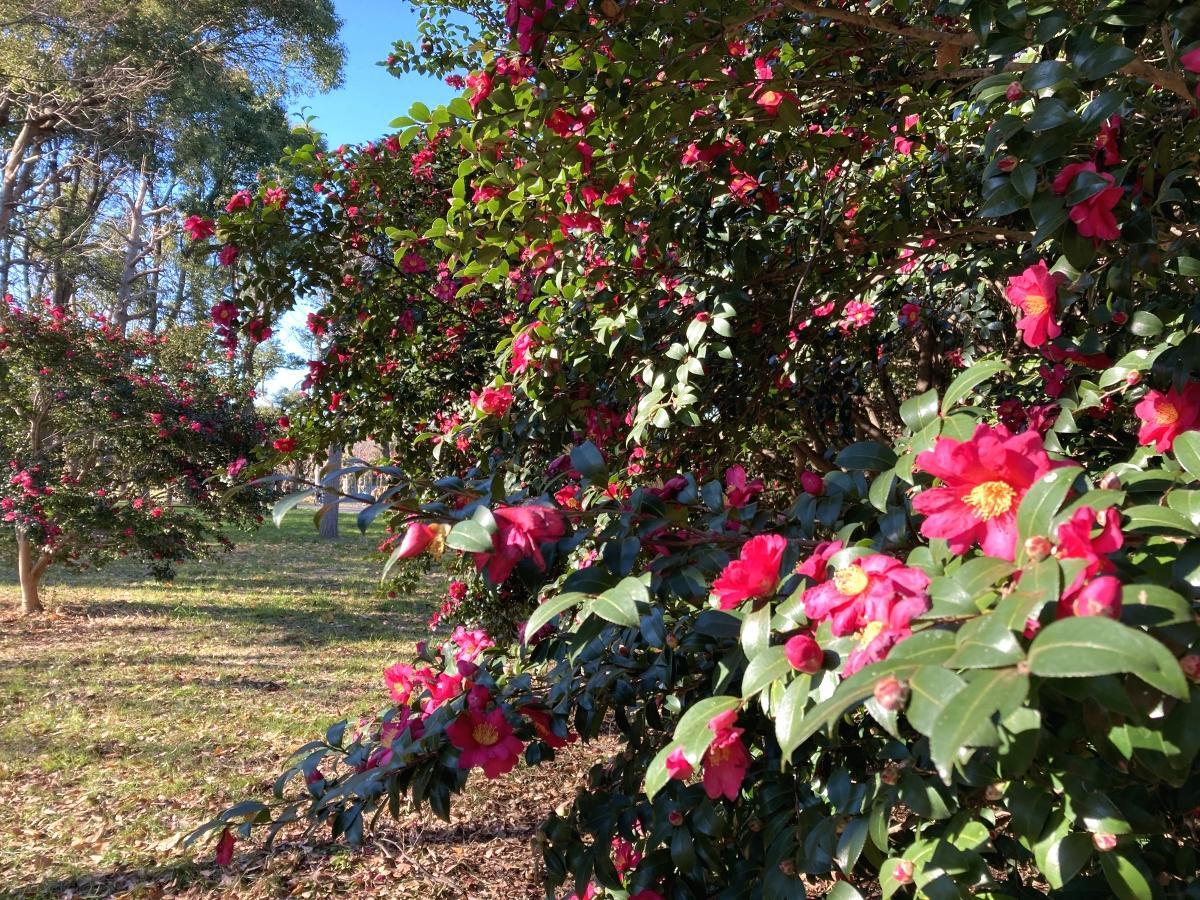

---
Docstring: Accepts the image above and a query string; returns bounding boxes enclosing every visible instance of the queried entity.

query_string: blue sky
[264,0,456,400]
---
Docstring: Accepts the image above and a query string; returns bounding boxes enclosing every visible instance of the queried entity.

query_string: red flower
[217,244,239,267]
[522,706,575,749]
[182,214,214,241]
[1052,161,1098,195]
[215,827,235,867]
[784,634,824,673]
[399,252,427,274]
[712,534,788,609]
[1180,46,1200,73]
[912,423,1060,560]
[272,436,296,453]
[1095,116,1121,166]
[1004,261,1062,347]
[1069,174,1123,241]
[466,70,493,112]
[473,504,567,584]
[665,746,693,780]
[800,471,824,495]
[701,710,750,801]
[245,317,271,343]
[1134,383,1200,452]
[445,707,524,778]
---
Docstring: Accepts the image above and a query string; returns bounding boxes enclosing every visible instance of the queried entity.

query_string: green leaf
[742,646,792,699]
[947,614,1024,669]
[1037,832,1093,890]
[827,880,865,900]
[1123,504,1197,535]
[1028,616,1188,698]
[570,441,607,481]
[773,675,812,758]
[741,603,772,659]
[941,360,1009,414]
[906,666,967,736]
[1099,847,1154,900]
[1022,59,1072,90]
[523,592,588,640]
[780,658,924,758]
[1172,431,1200,481]
[1016,466,1082,558]
[836,441,897,471]
[272,489,316,527]
[444,518,495,553]
[592,577,646,626]
[900,389,940,432]
[1075,42,1135,80]
[1027,98,1080,132]
[929,669,1029,780]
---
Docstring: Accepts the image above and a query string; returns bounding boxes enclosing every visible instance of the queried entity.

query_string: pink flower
[785,634,824,673]
[1062,575,1122,619]
[473,504,567,584]
[803,554,930,640]
[724,465,764,508]
[217,244,239,267]
[263,186,288,208]
[665,747,693,780]
[1052,161,1098,195]
[912,423,1059,560]
[611,837,642,875]
[451,625,494,662]
[841,300,875,331]
[466,70,493,111]
[898,302,921,329]
[1134,383,1200,452]
[800,471,824,496]
[245,317,271,343]
[1004,260,1062,347]
[399,252,427,274]
[397,522,438,559]
[1069,174,1123,241]
[446,707,524,778]
[1095,116,1121,166]
[1055,506,1123,596]
[711,534,788,610]
[383,661,433,704]
[471,384,514,416]
[182,215,214,241]
[701,710,750,801]
[224,190,252,213]
[1180,46,1200,73]
[510,329,536,374]
[215,827,235,867]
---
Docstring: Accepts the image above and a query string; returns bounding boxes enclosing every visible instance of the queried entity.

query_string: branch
[781,0,976,46]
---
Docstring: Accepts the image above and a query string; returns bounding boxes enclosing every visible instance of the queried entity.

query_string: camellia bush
[0,296,269,613]
[199,1,1200,897]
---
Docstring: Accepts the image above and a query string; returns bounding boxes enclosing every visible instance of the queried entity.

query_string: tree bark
[317,444,342,539]
[15,528,49,614]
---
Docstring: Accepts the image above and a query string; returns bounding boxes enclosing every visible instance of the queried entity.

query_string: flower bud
[873,675,908,711]
[1180,654,1200,683]
[997,156,1018,172]
[668,810,684,826]
[1069,576,1122,619]
[778,860,797,876]
[1023,535,1052,561]
[1092,832,1118,852]
[1124,369,1140,386]
[1098,472,1122,491]
[784,634,824,673]
[1005,81,1023,102]
[800,471,824,496]
[892,859,915,884]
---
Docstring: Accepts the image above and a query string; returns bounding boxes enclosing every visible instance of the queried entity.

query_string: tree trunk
[317,444,342,540]
[15,528,48,614]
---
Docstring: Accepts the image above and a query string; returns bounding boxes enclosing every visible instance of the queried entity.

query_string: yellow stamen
[833,565,870,597]
[472,723,500,746]
[858,620,885,648]
[1155,401,1180,426]
[964,481,1017,520]
[1022,293,1048,315]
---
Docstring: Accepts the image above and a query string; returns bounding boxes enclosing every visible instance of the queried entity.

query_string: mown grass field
[0,513,596,899]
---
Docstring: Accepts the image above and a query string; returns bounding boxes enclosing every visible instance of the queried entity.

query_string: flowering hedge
[200,1,1200,897]
[0,297,268,613]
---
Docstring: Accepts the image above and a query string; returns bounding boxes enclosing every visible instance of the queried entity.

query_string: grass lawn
[0,513,598,899]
